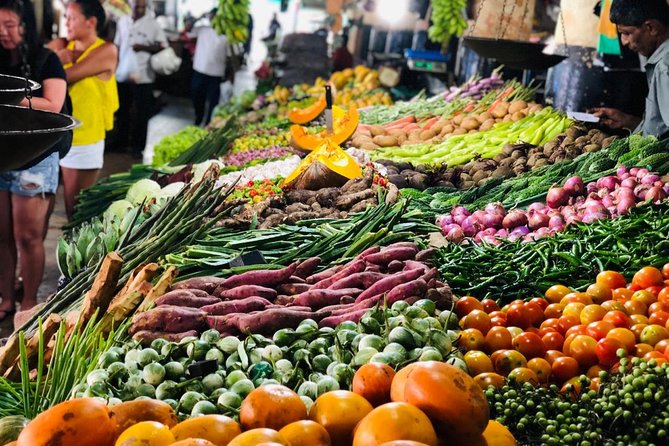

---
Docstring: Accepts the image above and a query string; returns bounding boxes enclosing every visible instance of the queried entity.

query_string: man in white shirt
[191,8,228,126]
[118,0,167,158]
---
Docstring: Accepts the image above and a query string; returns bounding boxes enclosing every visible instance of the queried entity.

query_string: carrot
[201,296,271,316]
[217,284,277,300]
[420,117,439,130]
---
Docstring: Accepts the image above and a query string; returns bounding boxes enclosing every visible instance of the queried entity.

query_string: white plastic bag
[150,47,182,76]
[116,44,140,83]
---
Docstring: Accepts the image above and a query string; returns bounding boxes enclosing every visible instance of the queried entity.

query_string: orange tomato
[632,290,656,306]
[524,302,545,327]
[506,303,531,329]
[278,420,331,446]
[540,318,561,332]
[586,365,605,378]
[586,321,615,341]
[352,402,437,446]
[632,266,664,289]
[631,324,648,342]
[171,415,241,445]
[483,327,513,353]
[473,372,505,390]
[602,300,626,312]
[644,351,666,362]
[586,283,612,304]
[551,356,580,383]
[662,264,669,280]
[544,304,565,319]
[545,284,571,303]
[464,351,494,375]
[309,391,373,446]
[568,335,598,368]
[352,363,396,407]
[457,328,485,351]
[227,429,288,446]
[580,305,606,325]
[649,311,669,327]
[462,310,492,335]
[527,358,552,383]
[633,343,654,357]
[542,331,565,351]
[561,292,593,305]
[557,315,580,334]
[544,350,565,365]
[623,299,647,316]
[606,328,636,352]
[612,288,634,302]
[658,287,669,303]
[512,332,546,360]
[455,297,484,318]
[602,311,631,328]
[239,385,307,431]
[649,302,669,314]
[597,270,627,290]
[654,339,669,353]
[562,302,586,319]
[480,299,500,313]
[629,314,649,325]
[565,324,588,339]
[639,324,669,346]
[493,350,528,376]
[507,367,539,385]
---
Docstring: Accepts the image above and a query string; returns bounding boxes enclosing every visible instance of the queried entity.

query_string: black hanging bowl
[0,104,78,172]
[0,73,40,105]
[463,36,566,70]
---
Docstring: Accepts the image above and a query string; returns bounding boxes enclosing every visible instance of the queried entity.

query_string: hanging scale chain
[468,0,488,36]
[16,0,32,109]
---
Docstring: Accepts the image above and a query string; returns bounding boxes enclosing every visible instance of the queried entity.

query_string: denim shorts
[0,152,60,197]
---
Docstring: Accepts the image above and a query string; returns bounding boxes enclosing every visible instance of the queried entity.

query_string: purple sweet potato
[289,276,307,284]
[327,295,382,317]
[132,330,198,345]
[365,264,382,272]
[201,296,271,315]
[328,272,387,290]
[386,260,405,273]
[403,260,430,272]
[187,289,212,298]
[294,257,321,279]
[415,248,437,263]
[208,308,325,334]
[363,247,418,266]
[385,241,419,250]
[276,283,312,295]
[217,285,277,301]
[386,278,428,305]
[354,245,381,260]
[155,291,220,308]
[130,305,207,334]
[311,259,366,290]
[219,262,297,289]
[319,308,370,328]
[354,268,424,304]
[305,264,345,284]
[420,267,438,283]
[171,276,226,294]
[293,288,363,309]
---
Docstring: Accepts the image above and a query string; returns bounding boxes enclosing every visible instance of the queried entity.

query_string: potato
[387,129,406,137]
[452,127,468,135]
[491,102,509,118]
[511,111,527,121]
[369,125,386,137]
[396,133,407,145]
[452,114,464,126]
[420,129,438,140]
[461,117,480,131]
[372,135,399,147]
[352,135,373,147]
[408,129,423,141]
[479,118,496,132]
[508,100,528,114]
[440,124,455,136]
[503,114,513,122]
[477,112,493,123]
[528,103,543,113]
[468,129,478,133]
[359,142,380,151]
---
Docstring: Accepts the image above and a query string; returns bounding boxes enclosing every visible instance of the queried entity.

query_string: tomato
[562,333,578,354]
[512,332,546,360]
[632,266,664,289]
[560,377,584,399]
[551,356,579,383]
[630,314,649,325]
[488,311,505,319]
[646,285,664,296]
[632,290,656,306]
[544,304,565,319]
[565,324,588,339]
[506,326,524,339]
[623,299,647,316]
[537,326,557,337]
[580,304,606,325]
[663,264,669,280]
[557,315,580,334]
[483,326,513,353]
[529,297,549,311]
[351,402,438,446]
[493,350,528,376]
[457,329,485,351]
[633,343,654,357]
[473,372,505,390]
[352,363,396,407]
[568,335,598,368]
[506,304,531,329]
[527,358,552,383]
[602,300,626,312]
[654,339,669,353]
[116,421,176,446]
[540,318,561,333]
[586,364,605,378]
[596,271,627,290]
[562,302,586,319]
[544,350,565,365]
[658,287,669,303]
[639,324,669,346]
[455,297,484,318]
[490,316,507,327]
[649,311,669,327]
[595,337,624,368]
[631,324,648,342]
[589,377,602,391]
[648,302,669,314]
[605,328,636,352]
[586,283,612,304]
[464,351,494,375]
[542,331,565,351]
[586,321,615,341]
[462,310,492,335]
[525,302,545,327]
[507,367,539,385]
[644,351,666,362]
[612,288,634,302]
[545,284,571,303]
[561,292,593,305]
[480,299,500,313]
[278,420,331,446]
[602,311,631,328]
[664,344,669,362]
[309,391,373,446]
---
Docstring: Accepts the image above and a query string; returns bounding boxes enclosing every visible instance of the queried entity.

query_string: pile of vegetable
[152,126,209,167]
[442,70,506,102]
[221,146,294,167]
[231,129,290,153]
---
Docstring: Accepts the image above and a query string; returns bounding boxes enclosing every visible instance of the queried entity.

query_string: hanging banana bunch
[428,0,468,45]
[212,0,251,44]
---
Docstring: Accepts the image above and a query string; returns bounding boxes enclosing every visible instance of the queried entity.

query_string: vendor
[591,0,669,138]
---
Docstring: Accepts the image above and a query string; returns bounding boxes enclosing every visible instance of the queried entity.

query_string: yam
[350,198,377,213]
[386,278,428,305]
[372,135,399,147]
[335,188,376,209]
[208,308,325,335]
[354,268,424,303]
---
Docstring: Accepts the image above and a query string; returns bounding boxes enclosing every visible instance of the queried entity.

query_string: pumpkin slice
[288,95,327,124]
[291,106,360,151]
[284,139,362,190]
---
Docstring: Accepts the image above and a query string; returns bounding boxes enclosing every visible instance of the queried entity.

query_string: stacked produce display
[2,62,669,446]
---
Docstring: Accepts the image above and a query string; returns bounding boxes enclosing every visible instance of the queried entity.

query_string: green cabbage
[103,199,134,222]
[125,179,161,205]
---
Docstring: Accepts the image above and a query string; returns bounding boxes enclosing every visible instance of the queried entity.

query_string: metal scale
[0,0,78,173]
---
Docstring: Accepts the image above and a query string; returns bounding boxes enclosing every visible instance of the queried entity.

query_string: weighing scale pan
[0,104,79,172]
[463,37,566,70]
[0,73,39,105]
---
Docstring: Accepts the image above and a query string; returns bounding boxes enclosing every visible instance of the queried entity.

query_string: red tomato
[632,266,664,289]
[646,285,664,296]
[544,303,565,319]
[557,315,580,334]
[631,324,648,342]
[657,288,669,304]
[490,316,507,327]
[525,302,545,327]
[462,309,492,335]
[544,350,565,365]
[633,343,654,357]
[586,321,615,341]
[481,299,500,314]
[649,311,669,327]
[648,302,669,314]
[512,332,546,360]
[595,337,624,368]
[565,324,588,339]
[529,297,549,311]
[612,288,634,302]
[551,356,580,383]
[542,331,565,351]
[484,326,513,353]
[664,344,669,361]
[623,299,647,316]
[455,296,484,317]
[506,303,531,329]
[537,326,557,336]
[568,335,598,368]
[662,264,669,280]
[602,311,631,328]
[540,318,561,332]
[654,339,669,353]
[596,271,627,290]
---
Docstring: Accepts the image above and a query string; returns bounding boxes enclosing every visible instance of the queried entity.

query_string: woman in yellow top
[49,0,118,220]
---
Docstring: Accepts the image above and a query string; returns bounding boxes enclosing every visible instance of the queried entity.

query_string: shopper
[332,33,353,72]
[49,0,119,220]
[119,0,167,158]
[263,13,281,42]
[0,0,67,320]
[191,8,228,127]
[591,0,669,138]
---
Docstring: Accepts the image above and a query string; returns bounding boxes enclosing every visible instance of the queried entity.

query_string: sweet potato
[354,246,380,260]
[293,288,363,309]
[365,264,382,272]
[385,242,419,250]
[208,308,325,334]
[386,278,428,305]
[172,277,226,294]
[363,246,418,265]
[316,303,355,315]
[201,296,271,315]
[294,257,321,278]
[268,305,313,312]
[220,263,297,289]
[354,268,424,304]
[216,284,277,301]
[326,294,383,317]
[415,248,437,263]
[289,275,306,284]
[335,189,376,210]
[306,264,345,284]
[387,260,404,273]
[276,283,312,295]
[328,272,387,290]
[319,308,370,327]
[130,305,207,334]
[188,289,213,298]
[132,330,198,345]
[403,260,430,272]
[420,267,438,283]
[311,259,366,290]
[155,292,220,308]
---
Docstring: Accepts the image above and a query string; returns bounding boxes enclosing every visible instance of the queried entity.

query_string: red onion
[528,202,547,212]
[445,226,465,243]
[619,172,630,180]
[620,177,637,189]
[511,225,530,236]
[634,184,651,200]
[586,182,598,194]
[617,187,636,200]
[561,205,577,217]
[453,213,468,225]
[528,209,550,229]
[436,215,454,227]
[480,235,500,245]
[596,176,619,190]
[566,215,582,225]
[546,187,570,209]
[441,223,461,234]
[601,195,615,208]
[563,176,584,196]
[641,174,661,185]
[635,168,649,179]
[645,186,667,203]
[481,213,503,229]
[548,215,565,231]
[496,228,509,237]
[534,227,552,238]
[502,210,528,229]
[607,206,618,215]
[461,216,482,237]
[663,185,669,195]
[616,165,629,177]
[451,206,470,217]
[597,188,611,198]
[582,211,607,223]
[484,202,506,216]
[472,210,487,224]
[630,167,640,176]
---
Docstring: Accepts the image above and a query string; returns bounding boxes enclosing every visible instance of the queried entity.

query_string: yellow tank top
[65,38,119,146]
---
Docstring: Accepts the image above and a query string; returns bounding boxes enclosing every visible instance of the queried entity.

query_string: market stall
[0,0,668,445]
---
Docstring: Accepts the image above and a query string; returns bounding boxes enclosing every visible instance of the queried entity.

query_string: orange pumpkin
[394,361,489,443]
[352,363,396,407]
[389,362,419,402]
[278,420,332,446]
[110,399,178,439]
[352,402,438,446]
[239,384,307,431]
[226,429,288,446]
[170,440,217,446]
[17,398,115,446]
[288,95,327,124]
[309,390,373,446]
[290,107,359,151]
[170,415,241,445]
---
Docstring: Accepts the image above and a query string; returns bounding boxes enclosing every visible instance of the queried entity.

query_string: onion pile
[437,166,669,244]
